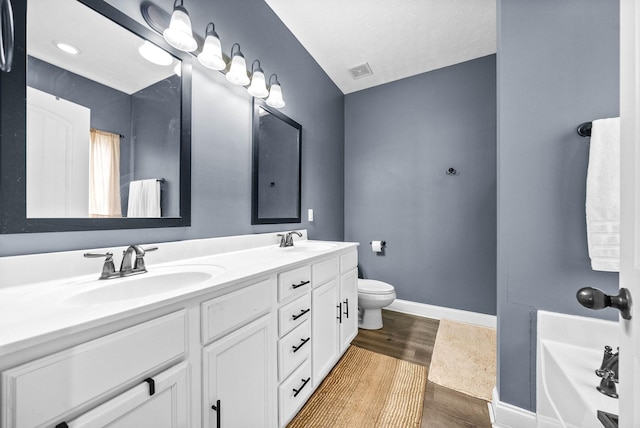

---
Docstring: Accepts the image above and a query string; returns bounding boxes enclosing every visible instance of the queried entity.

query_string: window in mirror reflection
[25,0,182,219]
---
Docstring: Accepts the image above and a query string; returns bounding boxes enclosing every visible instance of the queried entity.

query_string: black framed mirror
[0,0,191,233]
[252,99,302,224]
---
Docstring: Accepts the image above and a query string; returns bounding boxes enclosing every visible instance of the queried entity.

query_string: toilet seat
[358,279,395,295]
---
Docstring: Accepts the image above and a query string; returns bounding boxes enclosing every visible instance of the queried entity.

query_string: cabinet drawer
[278,294,311,337]
[1,311,186,428]
[278,321,311,382]
[202,278,273,344]
[278,361,312,427]
[340,251,358,274]
[312,257,338,287]
[278,265,311,302]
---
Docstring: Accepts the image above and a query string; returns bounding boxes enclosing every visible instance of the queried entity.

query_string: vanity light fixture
[140,2,288,108]
[266,74,285,108]
[247,60,269,98]
[53,41,80,55]
[226,43,250,86]
[197,22,226,71]
[163,0,198,52]
[138,41,173,66]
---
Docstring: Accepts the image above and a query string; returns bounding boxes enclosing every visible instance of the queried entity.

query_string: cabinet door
[339,268,358,353]
[203,314,275,428]
[311,278,339,384]
[66,362,189,428]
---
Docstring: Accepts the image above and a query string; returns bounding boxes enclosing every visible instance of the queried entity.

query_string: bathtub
[537,310,619,428]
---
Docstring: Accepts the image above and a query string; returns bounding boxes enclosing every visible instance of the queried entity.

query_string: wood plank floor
[351,310,493,427]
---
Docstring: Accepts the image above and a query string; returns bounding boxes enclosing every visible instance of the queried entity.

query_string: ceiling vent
[349,63,373,79]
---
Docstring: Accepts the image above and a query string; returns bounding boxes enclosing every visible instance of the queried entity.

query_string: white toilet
[357,279,396,330]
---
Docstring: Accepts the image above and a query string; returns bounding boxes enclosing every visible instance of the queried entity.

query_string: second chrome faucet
[278,231,302,247]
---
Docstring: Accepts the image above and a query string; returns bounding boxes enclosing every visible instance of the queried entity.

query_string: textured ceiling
[264,0,496,94]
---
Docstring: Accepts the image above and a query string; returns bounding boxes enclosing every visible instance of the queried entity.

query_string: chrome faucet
[84,245,158,279]
[278,231,302,247]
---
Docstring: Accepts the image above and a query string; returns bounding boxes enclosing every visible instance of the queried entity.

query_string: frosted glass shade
[247,70,269,98]
[163,6,197,52]
[226,54,250,86]
[266,83,285,108]
[197,34,226,70]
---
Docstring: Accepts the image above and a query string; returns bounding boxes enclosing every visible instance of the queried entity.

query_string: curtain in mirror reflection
[89,129,122,218]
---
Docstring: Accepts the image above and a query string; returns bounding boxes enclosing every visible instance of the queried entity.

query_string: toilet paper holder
[369,241,386,246]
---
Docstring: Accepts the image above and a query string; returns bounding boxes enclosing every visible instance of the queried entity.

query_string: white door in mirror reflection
[26,87,90,218]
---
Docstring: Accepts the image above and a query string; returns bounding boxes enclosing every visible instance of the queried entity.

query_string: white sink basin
[274,242,337,253]
[65,265,225,305]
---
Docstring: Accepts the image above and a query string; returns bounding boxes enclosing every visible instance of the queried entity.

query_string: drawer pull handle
[292,308,310,320]
[337,302,343,323]
[292,280,310,289]
[343,298,349,318]
[211,399,221,427]
[292,337,311,353]
[144,377,155,395]
[293,377,311,397]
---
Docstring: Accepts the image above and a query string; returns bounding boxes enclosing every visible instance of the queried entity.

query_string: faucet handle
[133,247,158,271]
[84,252,116,279]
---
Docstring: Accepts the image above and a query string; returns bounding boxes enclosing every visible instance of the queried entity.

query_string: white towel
[127,179,161,218]
[586,117,620,272]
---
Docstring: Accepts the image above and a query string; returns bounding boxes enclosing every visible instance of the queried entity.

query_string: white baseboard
[490,387,537,428]
[386,299,497,328]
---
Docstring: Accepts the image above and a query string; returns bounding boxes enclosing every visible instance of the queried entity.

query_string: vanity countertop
[0,236,358,357]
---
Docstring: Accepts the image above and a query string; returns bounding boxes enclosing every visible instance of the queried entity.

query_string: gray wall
[0,0,345,256]
[131,75,181,217]
[345,55,497,316]
[497,0,619,411]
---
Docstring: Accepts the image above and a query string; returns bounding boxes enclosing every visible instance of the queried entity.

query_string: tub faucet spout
[596,346,619,383]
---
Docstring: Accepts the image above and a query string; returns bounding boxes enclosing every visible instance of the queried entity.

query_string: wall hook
[446,167,458,176]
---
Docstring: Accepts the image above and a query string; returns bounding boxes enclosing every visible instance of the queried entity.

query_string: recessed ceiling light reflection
[138,41,173,66]
[53,41,80,55]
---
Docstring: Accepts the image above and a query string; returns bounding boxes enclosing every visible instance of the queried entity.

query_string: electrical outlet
[308,209,314,222]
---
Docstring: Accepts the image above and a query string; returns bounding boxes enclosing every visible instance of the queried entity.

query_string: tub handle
[576,287,632,320]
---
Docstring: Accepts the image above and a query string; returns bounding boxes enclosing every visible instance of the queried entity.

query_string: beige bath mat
[428,319,496,401]
[288,346,427,427]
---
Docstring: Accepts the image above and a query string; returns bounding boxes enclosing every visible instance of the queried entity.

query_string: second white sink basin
[65,265,225,305]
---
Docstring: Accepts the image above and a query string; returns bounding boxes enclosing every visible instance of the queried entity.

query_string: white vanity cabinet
[311,251,358,384]
[201,278,276,428]
[1,311,187,428]
[0,237,359,428]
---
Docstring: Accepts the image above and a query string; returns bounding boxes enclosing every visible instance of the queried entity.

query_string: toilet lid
[358,279,395,295]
